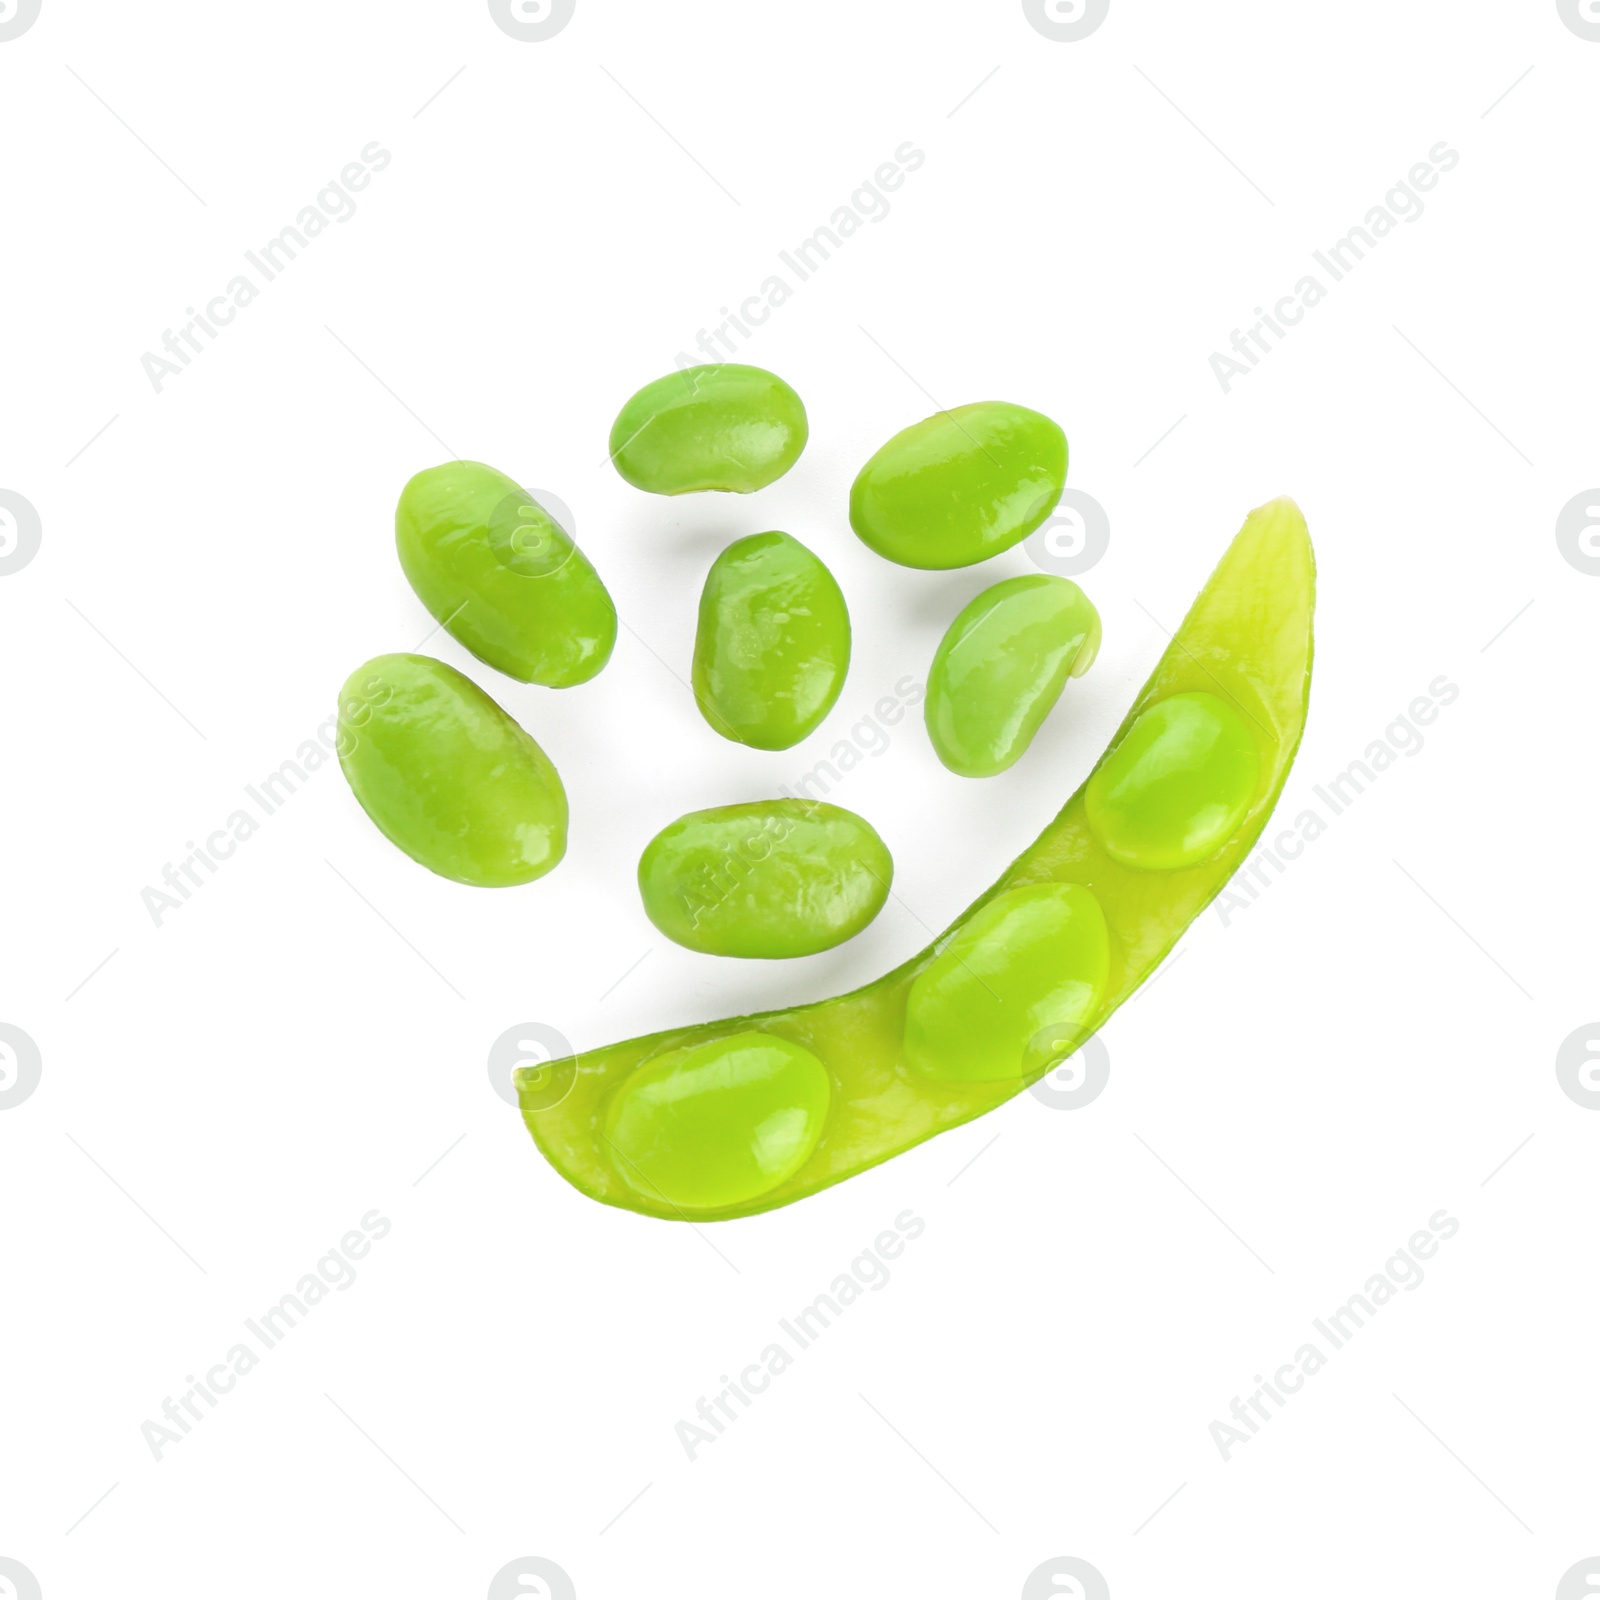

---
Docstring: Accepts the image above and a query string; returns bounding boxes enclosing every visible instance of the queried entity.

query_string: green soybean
[850,401,1067,569]
[601,1032,832,1212]
[925,575,1101,777]
[693,531,850,749]
[638,800,892,958]
[396,461,616,687]
[1085,692,1261,870]
[519,498,1314,1220]
[337,653,567,887]
[609,364,808,494]
[905,884,1110,1083]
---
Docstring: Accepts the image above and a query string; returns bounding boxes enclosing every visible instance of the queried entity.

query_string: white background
[3,2,1597,1596]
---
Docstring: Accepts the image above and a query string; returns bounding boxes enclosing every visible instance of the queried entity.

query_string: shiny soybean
[601,1032,832,1212]
[693,531,850,750]
[396,461,616,687]
[850,400,1068,569]
[638,799,892,958]
[609,364,808,494]
[904,883,1111,1083]
[925,575,1101,777]
[337,653,567,887]
[1085,691,1261,870]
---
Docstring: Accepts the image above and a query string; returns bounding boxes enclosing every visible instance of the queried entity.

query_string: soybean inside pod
[519,498,1315,1220]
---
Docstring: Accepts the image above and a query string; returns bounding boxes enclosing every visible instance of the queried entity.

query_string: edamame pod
[925,574,1101,777]
[850,401,1067,569]
[638,799,892,958]
[337,653,566,887]
[396,461,617,687]
[693,531,850,749]
[519,497,1314,1219]
[609,364,808,494]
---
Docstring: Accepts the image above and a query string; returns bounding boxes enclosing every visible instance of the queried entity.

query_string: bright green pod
[692,531,850,749]
[395,460,617,687]
[601,1032,832,1212]
[925,575,1101,777]
[638,799,892,959]
[905,884,1110,1083]
[336,653,566,887]
[520,498,1314,1220]
[849,401,1067,569]
[1085,692,1261,870]
[608,364,808,494]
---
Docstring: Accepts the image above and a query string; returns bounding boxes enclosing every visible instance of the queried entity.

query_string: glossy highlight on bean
[905,883,1110,1083]
[850,400,1068,569]
[337,653,567,887]
[609,364,808,495]
[519,497,1314,1219]
[396,461,617,687]
[601,1033,832,1212]
[1085,691,1260,870]
[693,531,851,749]
[925,574,1101,777]
[638,799,892,958]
